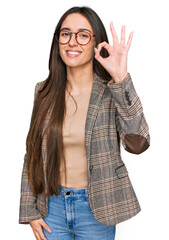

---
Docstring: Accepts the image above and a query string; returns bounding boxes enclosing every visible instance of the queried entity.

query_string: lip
[65,50,82,58]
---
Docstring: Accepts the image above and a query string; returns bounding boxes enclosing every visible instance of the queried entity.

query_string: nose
[68,33,78,46]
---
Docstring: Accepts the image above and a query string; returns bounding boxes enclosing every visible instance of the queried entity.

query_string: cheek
[87,41,96,57]
[59,44,65,53]
[59,47,66,61]
[85,46,95,58]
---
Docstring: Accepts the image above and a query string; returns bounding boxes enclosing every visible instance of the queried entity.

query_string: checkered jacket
[19,73,150,225]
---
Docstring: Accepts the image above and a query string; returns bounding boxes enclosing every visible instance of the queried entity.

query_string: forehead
[60,13,93,32]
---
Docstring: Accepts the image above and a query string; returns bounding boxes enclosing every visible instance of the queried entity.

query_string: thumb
[94,47,104,65]
[94,47,99,59]
[40,219,52,233]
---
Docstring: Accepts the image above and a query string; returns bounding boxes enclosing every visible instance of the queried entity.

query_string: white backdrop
[0,0,168,239]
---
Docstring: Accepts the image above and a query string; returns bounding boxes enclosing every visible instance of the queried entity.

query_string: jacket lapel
[84,74,107,161]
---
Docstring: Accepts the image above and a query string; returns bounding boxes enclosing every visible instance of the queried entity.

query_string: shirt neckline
[66,91,91,98]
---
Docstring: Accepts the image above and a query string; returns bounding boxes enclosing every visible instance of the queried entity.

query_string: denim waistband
[57,184,89,198]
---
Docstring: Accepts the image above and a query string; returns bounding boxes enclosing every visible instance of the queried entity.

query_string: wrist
[111,72,128,83]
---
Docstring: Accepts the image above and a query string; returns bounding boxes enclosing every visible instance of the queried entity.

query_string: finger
[126,31,134,52]
[31,222,48,240]
[33,229,41,240]
[120,25,126,46]
[97,41,112,55]
[94,47,105,65]
[110,21,119,45]
[41,219,52,233]
[94,47,103,60]
[38,227,48,240]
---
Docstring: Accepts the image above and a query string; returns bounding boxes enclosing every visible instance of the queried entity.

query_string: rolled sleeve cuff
[19,205,42,224]
[107,72,131,89]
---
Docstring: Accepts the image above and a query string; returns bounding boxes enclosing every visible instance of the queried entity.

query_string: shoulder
[34,80,46,95]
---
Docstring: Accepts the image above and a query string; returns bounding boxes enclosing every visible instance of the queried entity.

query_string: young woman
[19,6,150,240]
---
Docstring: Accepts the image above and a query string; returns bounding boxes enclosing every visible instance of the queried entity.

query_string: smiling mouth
[66,50,82,57]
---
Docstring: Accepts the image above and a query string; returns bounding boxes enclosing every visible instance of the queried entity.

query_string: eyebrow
[60,27,92,34]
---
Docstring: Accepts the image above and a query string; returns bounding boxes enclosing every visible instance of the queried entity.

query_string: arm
[19,82,43,224]
[19,153,43,224]
[107,73,150,154]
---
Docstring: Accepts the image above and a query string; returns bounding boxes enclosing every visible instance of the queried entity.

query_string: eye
[78,32,90,38]
[60,31,70,37]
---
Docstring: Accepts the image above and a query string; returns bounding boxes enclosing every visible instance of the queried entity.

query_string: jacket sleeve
[107,73,150,154]
[19,82,43,224]
[19,153,43,224]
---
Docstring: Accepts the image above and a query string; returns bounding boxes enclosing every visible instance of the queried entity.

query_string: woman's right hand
[29,218,52,240]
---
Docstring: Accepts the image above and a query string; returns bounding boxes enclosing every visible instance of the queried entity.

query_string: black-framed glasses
[54,30,95,45]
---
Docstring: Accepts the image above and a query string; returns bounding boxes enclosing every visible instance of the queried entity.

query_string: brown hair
[26,6,113,198]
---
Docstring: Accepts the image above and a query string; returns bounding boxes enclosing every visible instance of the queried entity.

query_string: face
[58,13,96,69]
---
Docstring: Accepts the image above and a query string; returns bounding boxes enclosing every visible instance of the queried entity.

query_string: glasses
[54,30,95,45]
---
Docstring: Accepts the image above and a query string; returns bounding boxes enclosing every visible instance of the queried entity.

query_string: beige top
[58,90,91,189]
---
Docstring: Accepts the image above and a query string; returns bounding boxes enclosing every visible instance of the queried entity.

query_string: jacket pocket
[114,162,129,179]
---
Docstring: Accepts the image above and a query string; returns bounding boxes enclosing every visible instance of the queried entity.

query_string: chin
[62,57,93,69]
[65,62,84,68]
[61,57,85,68]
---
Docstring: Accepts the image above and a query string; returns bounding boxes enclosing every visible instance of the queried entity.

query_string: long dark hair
[26,6,113,198]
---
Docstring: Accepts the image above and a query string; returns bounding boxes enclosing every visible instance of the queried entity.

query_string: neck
[66,64,94,95]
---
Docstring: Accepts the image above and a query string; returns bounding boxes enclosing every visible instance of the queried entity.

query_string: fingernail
[49,229,52,233]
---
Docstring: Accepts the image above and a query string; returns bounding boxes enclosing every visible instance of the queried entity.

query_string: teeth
[67,51,81,55]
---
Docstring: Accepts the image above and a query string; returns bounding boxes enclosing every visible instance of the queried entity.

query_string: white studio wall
[0,0,168,239]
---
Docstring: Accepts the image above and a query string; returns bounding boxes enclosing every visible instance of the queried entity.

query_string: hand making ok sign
[94,21,134,83]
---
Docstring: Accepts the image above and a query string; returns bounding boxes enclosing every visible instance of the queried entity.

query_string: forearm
[19,153,42,224]
[107,73,150,154]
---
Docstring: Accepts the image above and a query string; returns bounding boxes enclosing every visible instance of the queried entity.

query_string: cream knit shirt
[58,90,91,189]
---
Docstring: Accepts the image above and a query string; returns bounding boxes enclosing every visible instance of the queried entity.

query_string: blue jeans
[42,185,116,239]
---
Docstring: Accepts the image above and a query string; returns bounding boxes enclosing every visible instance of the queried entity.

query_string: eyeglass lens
[58,31,91,45]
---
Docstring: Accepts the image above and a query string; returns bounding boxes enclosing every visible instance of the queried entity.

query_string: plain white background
[0,0,168,239]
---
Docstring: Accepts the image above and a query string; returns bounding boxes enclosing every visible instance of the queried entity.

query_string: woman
[19,6,150,240]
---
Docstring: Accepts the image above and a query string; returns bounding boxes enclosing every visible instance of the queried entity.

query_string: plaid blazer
[19,73,150,225]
